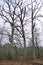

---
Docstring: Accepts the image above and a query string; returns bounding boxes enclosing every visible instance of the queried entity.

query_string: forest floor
[0,59,43,65]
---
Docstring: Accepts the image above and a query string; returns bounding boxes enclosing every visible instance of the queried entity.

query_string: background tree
[27,0,43,59]
[0,0,27,58]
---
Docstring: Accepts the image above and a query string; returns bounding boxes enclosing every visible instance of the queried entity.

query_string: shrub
[6,52,12,59]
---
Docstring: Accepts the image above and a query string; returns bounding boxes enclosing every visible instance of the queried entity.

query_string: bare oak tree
[27,0,43,59]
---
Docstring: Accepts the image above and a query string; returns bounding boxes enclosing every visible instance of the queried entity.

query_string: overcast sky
[0,0,43,47]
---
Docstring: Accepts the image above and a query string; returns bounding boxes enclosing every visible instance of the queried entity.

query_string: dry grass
[0,59,43,65]
[0,59,32,65]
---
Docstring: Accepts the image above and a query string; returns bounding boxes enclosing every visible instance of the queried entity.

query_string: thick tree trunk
[36,39,40,58]
[21,20,26,58]
[23,32,27,58]
[11,14,14,46]
[31,10,36,59]
[11,24,14,45]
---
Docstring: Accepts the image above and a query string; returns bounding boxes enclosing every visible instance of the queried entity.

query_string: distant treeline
[0,44,43,59]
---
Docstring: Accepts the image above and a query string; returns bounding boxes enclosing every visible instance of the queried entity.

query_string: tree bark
[31,9,36,59]
[20,19,26,58]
